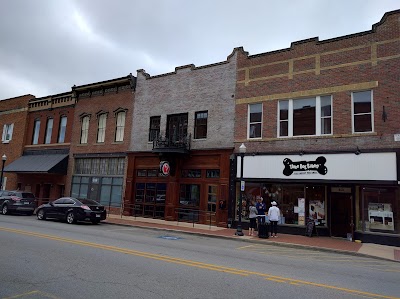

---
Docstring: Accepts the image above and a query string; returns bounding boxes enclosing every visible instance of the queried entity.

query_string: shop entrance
[330,192,352,238]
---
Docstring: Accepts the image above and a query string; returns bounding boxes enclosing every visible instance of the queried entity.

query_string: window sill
[1,140,10,144]
[112,141,124,144]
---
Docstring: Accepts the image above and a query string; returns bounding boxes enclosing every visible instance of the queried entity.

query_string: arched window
[115,111,126,142]
[80,116,90,144]
[58,116,67,143]
[97,114,107,143]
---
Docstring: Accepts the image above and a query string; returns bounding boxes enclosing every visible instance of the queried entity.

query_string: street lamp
[235,143,246,236]
[0,154,6,191]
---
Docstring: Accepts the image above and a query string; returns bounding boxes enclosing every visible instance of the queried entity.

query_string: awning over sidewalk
[4,154,69,174]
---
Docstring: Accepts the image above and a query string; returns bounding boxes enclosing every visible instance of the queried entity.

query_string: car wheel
[91,220,100,224]
[37,209,46,220]
[2,205,9,215]
[66,212,76,224]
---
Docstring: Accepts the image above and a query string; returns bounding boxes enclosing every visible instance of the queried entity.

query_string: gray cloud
[0,0,398,99]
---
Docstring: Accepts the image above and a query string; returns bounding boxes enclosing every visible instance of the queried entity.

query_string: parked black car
[36,197,107,224]
[0,190,36,215]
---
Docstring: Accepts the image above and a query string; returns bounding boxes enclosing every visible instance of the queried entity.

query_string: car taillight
[11,196,21,201]
[81,205,91,210]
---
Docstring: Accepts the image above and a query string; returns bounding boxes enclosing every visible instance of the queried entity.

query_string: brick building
[0,95,33,191]
[67,75,136,213]
[124,51,237,226]
[3,92,75,203]
[233,10,400,245]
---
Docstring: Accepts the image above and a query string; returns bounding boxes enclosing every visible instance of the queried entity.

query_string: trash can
[258,222,269,239]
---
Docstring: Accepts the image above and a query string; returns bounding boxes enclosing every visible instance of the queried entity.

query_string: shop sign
[283,156,327,176]
[160,161,170,176]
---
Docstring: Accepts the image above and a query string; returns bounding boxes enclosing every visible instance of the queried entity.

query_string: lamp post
[0,154,6,191]
[235,143,246,236]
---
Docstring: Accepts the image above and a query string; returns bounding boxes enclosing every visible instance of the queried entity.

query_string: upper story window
[58,116,67,143]
[44,118,53,144]
[115,111,126,142]
[278,95,332,137]
[32,119,40,145]
[149,116,160,142]
[2,124,14,143]
[248,103,262,138]
[97,113,107,143]
[194,111,208,139]
[352,90,373,133]
[80,116,90,144]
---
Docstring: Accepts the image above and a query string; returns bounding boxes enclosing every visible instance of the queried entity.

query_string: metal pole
[0,159,5,191]
[235,153,244,236]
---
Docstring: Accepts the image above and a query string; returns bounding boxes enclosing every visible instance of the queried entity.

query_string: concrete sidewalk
[104,214,400,262]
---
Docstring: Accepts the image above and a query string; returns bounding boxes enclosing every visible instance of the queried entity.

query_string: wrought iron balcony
[152,133,191,154]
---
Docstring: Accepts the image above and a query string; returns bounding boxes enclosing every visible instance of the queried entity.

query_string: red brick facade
[235,11,399,153]
[0,95,33,190]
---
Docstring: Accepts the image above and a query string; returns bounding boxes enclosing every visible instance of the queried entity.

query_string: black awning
[4,154,69,174]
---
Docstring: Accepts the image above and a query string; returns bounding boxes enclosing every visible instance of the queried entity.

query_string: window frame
[80,115,90,144]
[97,113,107,143]
[115,111,126,142]
[278,95,333,138]
[58,116,67,143]
[32,119,41,145]
[248,103,262,139]
[351,90,374,134]
[149,116,161,142]
[2,123,14,143]
[194,110,208,139]
[44,118,53,144]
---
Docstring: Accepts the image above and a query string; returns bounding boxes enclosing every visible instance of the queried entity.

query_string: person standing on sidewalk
[248,201,258,236]
[268,201,280,238]
[256,197,266,224]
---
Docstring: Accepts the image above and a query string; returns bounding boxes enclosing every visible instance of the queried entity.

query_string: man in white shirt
[268,201,280,238]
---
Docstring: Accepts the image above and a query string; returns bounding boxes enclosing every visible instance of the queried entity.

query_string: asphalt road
[0,215,399,299]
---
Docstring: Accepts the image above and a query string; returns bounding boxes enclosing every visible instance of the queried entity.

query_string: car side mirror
[49,201,54,206]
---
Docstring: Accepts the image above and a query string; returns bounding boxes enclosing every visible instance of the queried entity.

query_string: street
[0,215,399,299]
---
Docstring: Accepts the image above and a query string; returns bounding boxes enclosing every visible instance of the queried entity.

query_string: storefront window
[360,188,398,234]
[236,182,327,227]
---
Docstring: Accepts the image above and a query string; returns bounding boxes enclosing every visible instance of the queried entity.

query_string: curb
[103,221,398,263]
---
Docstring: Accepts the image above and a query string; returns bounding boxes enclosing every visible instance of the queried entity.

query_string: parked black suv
[0,190,36,215]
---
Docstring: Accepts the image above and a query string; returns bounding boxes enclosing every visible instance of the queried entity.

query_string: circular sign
[160,161,170,176]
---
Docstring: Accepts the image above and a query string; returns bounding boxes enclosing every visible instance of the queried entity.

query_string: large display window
[235,182,327,226]
[359,187,398,234]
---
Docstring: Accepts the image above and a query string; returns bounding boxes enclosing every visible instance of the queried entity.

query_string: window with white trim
[32,119,40,144]
[58,116,67,143]
[2,124,13,143]
[115,111,126,142]
[278,95,332,137]
[80,116,89,144]
[44,118,53,144]
[97,114,107,143]
[248,103,262,138]
[352,90,373,133]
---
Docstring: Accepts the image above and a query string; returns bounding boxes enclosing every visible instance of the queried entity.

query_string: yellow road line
[1,227,398,299]
[3,290,39,299]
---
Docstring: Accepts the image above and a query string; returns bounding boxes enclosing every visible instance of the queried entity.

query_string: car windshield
[79,199,100,205]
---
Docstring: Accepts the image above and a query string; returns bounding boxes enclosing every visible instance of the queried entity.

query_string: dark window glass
[194,111,208,139]
[249,104,262,138]
[206,170,220,178]
[179,184,200,207]
[149,116,161,141]
[181,169,201,178]
[353,91,372,133]
[293,98,316,136]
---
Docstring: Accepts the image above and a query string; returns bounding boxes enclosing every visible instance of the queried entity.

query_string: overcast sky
[0,0,398,100]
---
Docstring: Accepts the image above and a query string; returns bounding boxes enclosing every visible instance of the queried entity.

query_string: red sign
[160,161,170,176]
